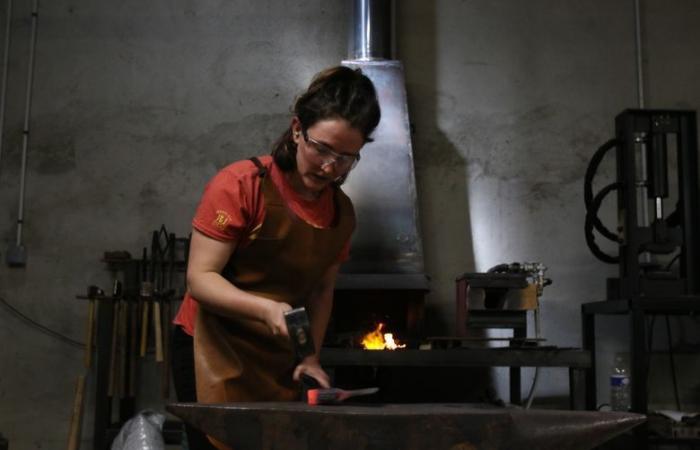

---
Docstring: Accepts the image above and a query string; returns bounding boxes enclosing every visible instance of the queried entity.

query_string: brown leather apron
[194,157,354,408]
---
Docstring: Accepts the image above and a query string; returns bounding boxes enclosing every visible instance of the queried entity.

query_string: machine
[585,109,700,300]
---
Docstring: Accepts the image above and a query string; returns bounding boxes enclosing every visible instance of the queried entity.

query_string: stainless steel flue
[351,0,392,61]
[341,0,425,279]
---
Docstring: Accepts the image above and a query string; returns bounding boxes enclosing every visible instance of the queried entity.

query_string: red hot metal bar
[167,402,645,450]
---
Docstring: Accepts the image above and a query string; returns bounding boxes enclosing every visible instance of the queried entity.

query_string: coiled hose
[583,139,621,264]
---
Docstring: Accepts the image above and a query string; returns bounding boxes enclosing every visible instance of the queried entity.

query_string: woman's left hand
[293,357,331,388]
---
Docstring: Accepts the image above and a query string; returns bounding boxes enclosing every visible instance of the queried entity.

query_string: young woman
[171,66,381,449]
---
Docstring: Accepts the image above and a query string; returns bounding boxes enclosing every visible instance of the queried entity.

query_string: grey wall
[0,1,699,448]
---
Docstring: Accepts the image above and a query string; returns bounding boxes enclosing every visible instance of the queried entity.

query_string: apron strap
[249,157,267,177]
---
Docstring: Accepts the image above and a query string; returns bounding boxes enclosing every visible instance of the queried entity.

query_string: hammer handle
[118,300,128,398]
[153,300,164,362]
[129,301,138,397]
[161,299,171,398]
[83,300,95,368]
[139,299,150,357]
[66,374,86,450]
[107,301,119,397]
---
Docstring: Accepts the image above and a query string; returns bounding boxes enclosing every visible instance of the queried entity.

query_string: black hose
[584,181,622,264]
[0,295,84,349]
[487,264,509,273]
[584,138,621,242]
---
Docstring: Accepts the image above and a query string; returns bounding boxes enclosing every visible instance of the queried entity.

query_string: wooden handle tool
[66,374,86,450]
[83,286,102,368]
[139,281,152,357]
[153,299,164,362]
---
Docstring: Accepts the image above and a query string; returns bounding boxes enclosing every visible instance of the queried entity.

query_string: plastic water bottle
[610,354,631,411]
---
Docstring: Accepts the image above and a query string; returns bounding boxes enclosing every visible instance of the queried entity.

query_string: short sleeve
[191,167,256,242]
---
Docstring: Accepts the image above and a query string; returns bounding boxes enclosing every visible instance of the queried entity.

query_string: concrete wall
[0,1,699,448]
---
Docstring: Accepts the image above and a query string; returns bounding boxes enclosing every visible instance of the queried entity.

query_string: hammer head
[283,307,316,360]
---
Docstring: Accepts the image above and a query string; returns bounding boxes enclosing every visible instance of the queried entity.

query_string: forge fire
[360,323,406,350]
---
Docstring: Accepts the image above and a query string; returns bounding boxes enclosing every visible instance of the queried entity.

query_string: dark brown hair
[272,66,381,180]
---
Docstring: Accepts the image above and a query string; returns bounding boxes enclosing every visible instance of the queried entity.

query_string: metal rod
[15,0,38,246]
[633,1,652,263]
[0,0,12,175]
[636,135,652,264]
[524,306,542,409]
[655,197,663,220]
[634,0,645,108]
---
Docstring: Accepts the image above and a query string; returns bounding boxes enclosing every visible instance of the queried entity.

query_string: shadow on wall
[399,2,475,336]
[399,2,495,403]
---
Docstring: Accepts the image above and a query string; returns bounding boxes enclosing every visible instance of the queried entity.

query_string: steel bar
[168,402,645,450]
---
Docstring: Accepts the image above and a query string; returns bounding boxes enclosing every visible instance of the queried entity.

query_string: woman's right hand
[262,301,293,337]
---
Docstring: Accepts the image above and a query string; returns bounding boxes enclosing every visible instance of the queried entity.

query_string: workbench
[321,346,590,409]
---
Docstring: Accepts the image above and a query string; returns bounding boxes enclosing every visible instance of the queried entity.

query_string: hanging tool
[128,267,139,398]
[117,288,128,398]
[151,231,164,362]
[66,374,86,450]
[83,285,103,368]
[107,280,122,397]
[139,248,151,357]
[160,232,177,398]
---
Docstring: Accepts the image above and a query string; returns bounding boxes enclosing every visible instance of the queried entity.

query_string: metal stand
[455,272,540,405]
[582,109,700,448]
[582,297,700,449]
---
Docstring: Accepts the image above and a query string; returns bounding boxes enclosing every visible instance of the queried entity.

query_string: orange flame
[361,323,406,350]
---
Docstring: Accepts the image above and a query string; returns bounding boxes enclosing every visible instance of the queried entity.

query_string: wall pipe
[634,0,645,108]
[7,0,38,267]
[632,0,652,265]
[0,0,13,174]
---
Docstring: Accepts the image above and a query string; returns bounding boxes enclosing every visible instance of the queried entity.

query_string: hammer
[84,285,103,368]
[283,307,316,360]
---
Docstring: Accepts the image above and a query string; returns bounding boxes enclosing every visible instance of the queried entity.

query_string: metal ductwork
[350,0,392,61]
[339,0,427,291]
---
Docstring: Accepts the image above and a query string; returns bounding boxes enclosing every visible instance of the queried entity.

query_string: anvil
[167,402,645,450]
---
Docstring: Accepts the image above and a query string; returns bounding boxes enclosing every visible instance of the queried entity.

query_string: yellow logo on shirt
[213,210,232,231]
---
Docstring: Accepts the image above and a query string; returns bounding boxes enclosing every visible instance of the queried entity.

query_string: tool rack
[78,227,190,450]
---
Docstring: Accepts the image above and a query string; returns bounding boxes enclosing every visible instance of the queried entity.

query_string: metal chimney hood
[339,0,426,290]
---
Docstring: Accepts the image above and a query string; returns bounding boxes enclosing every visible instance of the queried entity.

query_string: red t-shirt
[173,156,350,335]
